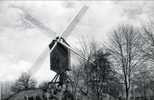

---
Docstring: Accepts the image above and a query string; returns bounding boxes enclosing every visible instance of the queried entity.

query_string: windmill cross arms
[9,5,89,76]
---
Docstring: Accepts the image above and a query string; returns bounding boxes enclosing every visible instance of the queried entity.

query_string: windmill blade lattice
[10,5,57,38]
[62,6,88,38]
[28,47,49,76]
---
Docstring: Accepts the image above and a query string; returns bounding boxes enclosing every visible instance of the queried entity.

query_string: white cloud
[0,0,154,82]
[0,54,31,81]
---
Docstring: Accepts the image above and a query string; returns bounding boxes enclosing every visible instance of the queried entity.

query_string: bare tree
[76,38,122,100]
[11,72,37,93]
[141,20,154,63]
[132,65,154,100]
[69,65,83,100]
[108,24,142,100]
[88,49,118,100]
[78,38,98,100]
[0,81,13,100]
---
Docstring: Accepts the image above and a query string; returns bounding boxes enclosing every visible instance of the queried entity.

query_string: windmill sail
[62,6,88,38]
[10,5,57,37]
[28,47,49,75]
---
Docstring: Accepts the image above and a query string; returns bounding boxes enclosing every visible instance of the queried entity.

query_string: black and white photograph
[0,0,154,100]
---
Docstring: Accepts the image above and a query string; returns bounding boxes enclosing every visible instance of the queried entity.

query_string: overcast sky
[0,0,154,83]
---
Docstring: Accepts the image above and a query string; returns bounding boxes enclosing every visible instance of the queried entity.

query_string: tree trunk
[125,87,129,100]
[124,78,129,100]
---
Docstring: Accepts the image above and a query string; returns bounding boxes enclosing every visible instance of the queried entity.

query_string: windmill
[10,5,93,89]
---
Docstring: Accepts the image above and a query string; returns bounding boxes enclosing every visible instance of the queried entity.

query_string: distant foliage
[86,49,121,99]
[38,81,49,92]
[11,72,37,93]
